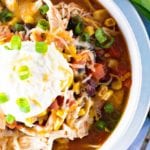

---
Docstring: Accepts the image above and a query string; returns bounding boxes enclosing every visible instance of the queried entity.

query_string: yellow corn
[111,79,122,90]
[104,18,116,27]
[108,59,118,69]
[93,9,109,22]
[84,26,95,36]
[79,109,86,116]
[73,82,80,95]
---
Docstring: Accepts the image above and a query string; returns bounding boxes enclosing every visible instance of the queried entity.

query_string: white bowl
[98,0,142,150]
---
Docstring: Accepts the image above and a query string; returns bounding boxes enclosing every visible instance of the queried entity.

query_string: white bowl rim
[97,0,142,150]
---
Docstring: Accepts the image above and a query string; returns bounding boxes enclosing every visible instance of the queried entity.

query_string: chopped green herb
[75,22,84,35]
[4,45,13,50]
[13,23,24,31]
[104,103,114,113]
[0,9,13,22]
[100,36,114,49]
[80,32,90,42]
[0,93,9,104]
[37,19,49,30]
[35,42,48,54]
[10,35,22,50]
[39,4,49,15]
[18,65,30,80]
[6,114,15,124]
[16,98,30,113]
[96,120,106,130]
[95,28,107,44]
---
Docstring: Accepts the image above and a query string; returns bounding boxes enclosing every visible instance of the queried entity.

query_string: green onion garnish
[95,120,106,130]
[13,23,24,31]
[6,114,15,124]
[0,93,9,104]
[39,4,49,15]
[104,103,114,113]
[100,36,114,49]
[75,22,84,35]
[0,9,13,22]
[18,65,30,80]
[16,98,30,113]
[35,41,48,54]
[95,28,107,44]
[10,35,22,50]
[80,32,90,42]
[37,19,49,30]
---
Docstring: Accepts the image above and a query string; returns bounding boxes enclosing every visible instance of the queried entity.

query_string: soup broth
[0,0,131,150]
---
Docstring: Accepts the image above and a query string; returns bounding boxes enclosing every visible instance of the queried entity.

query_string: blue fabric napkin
[129,15,150,150]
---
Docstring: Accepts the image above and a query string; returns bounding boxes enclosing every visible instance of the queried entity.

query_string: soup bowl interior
[98,0,142,149]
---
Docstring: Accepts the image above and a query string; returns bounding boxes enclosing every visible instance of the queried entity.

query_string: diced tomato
[69,100,76,107]
[117,65,129,76]
[108,47,121,58]
[123,79,132,88]
[92,63,105,81]
[49,101,59,110]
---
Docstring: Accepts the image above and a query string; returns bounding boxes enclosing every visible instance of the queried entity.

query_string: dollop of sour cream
[0,42,73,126]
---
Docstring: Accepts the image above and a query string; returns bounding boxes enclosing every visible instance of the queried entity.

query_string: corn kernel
[84,26,95,36]
[111,80,122,90]
[93,9,109,22]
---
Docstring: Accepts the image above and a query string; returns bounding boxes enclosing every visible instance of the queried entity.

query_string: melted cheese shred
[2,0,42,23]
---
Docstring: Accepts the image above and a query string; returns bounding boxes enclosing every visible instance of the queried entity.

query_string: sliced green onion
[75,22,84,35]
[18,65,30,80]
[13,23,24,31]
[0,93,9,104]
[35,41,48,54]
[4,45,13,50]
[37,19,49,30]
[80,32,90,42]
[39,4,49,15]
[0,9,13,22]
[6,114,15,124]
[10,35,22,50]
[100,36,114,49]
[16,98,30,113]
[96,120,106,130]
[95,28,107,44]
[104,103,114,113]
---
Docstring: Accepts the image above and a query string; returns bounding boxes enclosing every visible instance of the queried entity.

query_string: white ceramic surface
[97,0,142,150]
